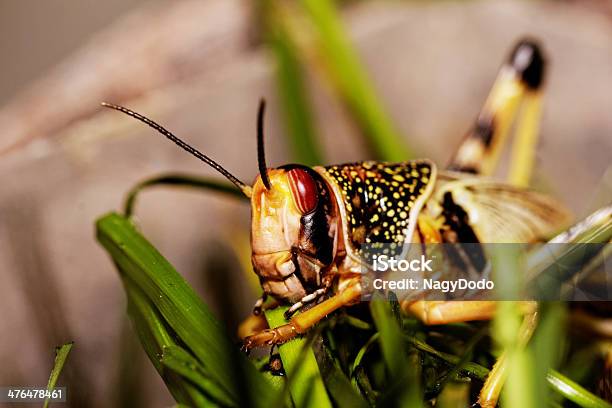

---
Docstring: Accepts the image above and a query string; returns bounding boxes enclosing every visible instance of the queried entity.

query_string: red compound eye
[287,168,318,214]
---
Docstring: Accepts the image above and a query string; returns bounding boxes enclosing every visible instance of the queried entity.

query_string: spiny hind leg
[507,39,547,187]
[403,300,537,324]
[242,280,362,350]
[448,38,545,181]
[403,300,499,324]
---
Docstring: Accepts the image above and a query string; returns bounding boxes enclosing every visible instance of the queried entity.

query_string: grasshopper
[102,38,610,407]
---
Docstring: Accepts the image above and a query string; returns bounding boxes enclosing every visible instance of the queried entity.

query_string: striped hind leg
[448,38,546,186]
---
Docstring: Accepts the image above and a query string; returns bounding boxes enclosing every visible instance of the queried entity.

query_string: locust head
[250,165,338,303]
[101,99,338,305]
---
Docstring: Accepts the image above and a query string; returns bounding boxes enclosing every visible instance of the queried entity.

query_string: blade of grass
[264,307,333,408]
[370,295,421,407]
[490,244,537,408]
[350,333,379,377]
[530,302,566,408]
[404,335,490,380]
[547,371,612,408]
[370,297,408,380]
[354,365,377,405]
[300,0,412,161]
[161,345,236,406]
[314,337,368,408]
[43,342,73,408]
[125,278,233,408]
[97,212,275,407]
[266,6,323,166]
[406,335,611,408]
[123,174,247,217]
[124,276,215,406]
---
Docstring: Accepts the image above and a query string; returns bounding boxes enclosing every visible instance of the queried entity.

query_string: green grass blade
[407,333,610,408]
[266,12,323,166]
[301,0,412,161]
[43,342,73,408]
[408,330,608,408]
[96,212,275,407]
[264,307,333,408]
[370,298,407,380]
[370,296,421,407]
[161,345,236,406]
[403,335,490,380]
[123,174,247,217]
[124,278,214,406]
[350,333,379,377]
[530,302,566,407]
[547,371,612,408]
[124,278,174,373]
[314,337,368,408]
[490,244,537,408]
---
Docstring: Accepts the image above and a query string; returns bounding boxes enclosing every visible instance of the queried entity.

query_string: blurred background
[0,0,610,406]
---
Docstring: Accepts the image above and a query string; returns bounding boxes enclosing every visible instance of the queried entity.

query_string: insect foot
[265,353,285,376]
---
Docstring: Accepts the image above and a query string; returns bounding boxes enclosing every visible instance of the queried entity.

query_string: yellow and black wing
[429,173,572,243]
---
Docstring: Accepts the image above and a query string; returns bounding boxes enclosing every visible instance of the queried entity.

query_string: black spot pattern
[323,160,434,256]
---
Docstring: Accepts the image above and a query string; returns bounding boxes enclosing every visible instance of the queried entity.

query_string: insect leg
[448,39,545,177]
[284,301,305,319]
[238,313,269,340]
[478,311,538,408]
[284,287,329,319]
[507,83,543,187]
[243,281,362,350]
[252,293,268,315]
[402,300,536,324]
[404,300,496,324]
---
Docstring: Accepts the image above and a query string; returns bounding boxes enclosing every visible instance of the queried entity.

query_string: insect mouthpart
[250,165,339,304]
[251,251,308,303]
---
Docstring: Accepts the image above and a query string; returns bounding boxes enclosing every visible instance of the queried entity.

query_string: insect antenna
[101,102,252,197]
[257,99,271,190]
